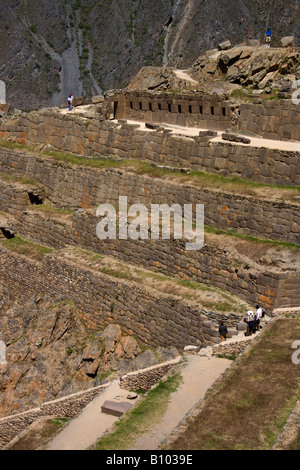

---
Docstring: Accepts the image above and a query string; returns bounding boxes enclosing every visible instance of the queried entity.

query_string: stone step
[101,400,133,417]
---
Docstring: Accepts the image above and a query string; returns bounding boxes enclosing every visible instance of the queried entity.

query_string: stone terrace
[0,102,299,344]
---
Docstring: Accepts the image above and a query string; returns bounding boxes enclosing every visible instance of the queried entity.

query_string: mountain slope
[0,0,299,110]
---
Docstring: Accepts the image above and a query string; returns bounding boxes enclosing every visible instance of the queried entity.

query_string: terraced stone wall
[0,149,299,244]
[238,100,300,141]
[2,210,291,311]
[0,248,222,349]
[0,110,299,185]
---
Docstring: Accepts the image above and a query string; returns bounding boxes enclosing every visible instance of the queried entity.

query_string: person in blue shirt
[265,27,272,48]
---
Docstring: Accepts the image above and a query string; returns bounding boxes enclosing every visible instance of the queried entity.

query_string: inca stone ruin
[0,34,300,451]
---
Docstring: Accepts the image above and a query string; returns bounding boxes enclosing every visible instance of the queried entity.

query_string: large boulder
[280,36,294,47]
[102,324,122,352]
[92,95,105,104]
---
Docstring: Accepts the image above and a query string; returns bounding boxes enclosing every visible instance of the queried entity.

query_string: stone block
[145,122,160,130]
[101,400,133,417]
[218,40,231,51]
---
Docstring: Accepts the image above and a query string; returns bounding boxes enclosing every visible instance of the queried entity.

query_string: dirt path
[44,354,232,451]
[131,355,232,450]
[45,380,134,450]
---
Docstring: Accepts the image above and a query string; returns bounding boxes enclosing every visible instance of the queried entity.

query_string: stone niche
[0,81,6,105]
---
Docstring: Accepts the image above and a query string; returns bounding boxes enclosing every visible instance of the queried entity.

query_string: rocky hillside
[0,0,299,110]
[0,285,178,417]
[126,45,300,102]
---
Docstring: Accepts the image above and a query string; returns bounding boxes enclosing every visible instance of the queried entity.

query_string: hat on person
[247,310,254,316]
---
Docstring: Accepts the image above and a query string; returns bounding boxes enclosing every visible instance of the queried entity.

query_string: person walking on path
[265,27,272,48]
[254,304,264,331]
[68,93,74,111]
[219,321,228,342]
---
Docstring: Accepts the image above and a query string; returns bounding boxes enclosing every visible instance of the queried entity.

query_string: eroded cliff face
[0,0,299,110]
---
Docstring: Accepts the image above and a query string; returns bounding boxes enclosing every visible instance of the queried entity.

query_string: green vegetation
[205,225,300,251]
[230,87,279,103]
[27,204,73,215]
[29,24,38,34]
[165,319,300,450]
[1,235,53,261]
[0,170,39,186]
[93,373,182,450]
[1,140,299,198]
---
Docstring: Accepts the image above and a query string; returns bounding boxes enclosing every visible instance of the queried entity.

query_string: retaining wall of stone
[212,338,253,358]
[238,100,300,141]
[0,247,225,348]
[4,209,288,310]
[0,109,300,185]
[0,148,299,244]
[0,179,32,216]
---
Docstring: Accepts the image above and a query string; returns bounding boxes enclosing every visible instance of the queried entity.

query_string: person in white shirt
[255,305,263,331]
[68,93,74,111]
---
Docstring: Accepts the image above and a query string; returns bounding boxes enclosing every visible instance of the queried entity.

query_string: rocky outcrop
[0,290,178,418]
[188,46,300,92]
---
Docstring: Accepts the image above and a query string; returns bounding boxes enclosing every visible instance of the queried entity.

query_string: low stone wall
[212,337,253,358]
[40,384,108,418]
[0,384,108,448]
[0,108,300,185]
[0,148,299,244]
[119,357,181,391]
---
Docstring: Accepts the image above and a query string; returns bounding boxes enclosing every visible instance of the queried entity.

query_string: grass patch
[166,319,300,450]
[1,140,299,197]
[93,373,182,450]
[1,235,53,261]
[0,170,39,186]
[205,225,300,251]
[230,87,253,101]
[43,149,123,170]
[6,417,68,450]
[27,204,73,215]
